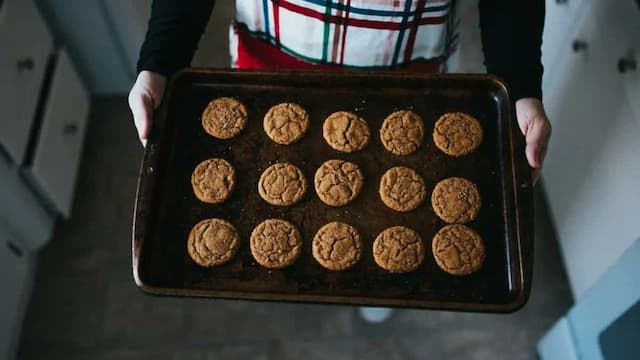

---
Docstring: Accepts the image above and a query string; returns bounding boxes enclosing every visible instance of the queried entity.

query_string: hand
[128,71,167,147]
[515,98,552,185]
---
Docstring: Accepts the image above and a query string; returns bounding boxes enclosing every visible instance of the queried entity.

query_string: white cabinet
[0,222,35,360]
[0,0,53,163]
[26,50,90,217]
[542,0,640,299]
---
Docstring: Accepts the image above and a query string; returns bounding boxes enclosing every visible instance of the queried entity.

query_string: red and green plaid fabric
[230,0,459,70]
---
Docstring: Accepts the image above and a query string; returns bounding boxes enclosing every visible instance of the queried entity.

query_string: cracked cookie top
[431,177,481,224]
[373,226,425,273]
[379,166,426,212]
[322,111,370,153]
[201,97,248,139]
[191,158,235,204]
[187,218,240,267]
[433,112,483,156]
[380,110,425,155]
[314,159,364,207]
[263,103,310,145]
[432,224,485,276]
[250,219,302,269]
[258,163,307,206]
[312,222,362,271]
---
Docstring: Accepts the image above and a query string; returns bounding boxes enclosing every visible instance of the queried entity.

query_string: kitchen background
[1,0,638,359]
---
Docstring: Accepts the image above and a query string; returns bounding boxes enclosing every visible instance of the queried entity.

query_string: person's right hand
[128,71,167,146]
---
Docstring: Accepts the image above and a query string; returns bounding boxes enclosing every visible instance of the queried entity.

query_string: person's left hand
[515,98,552,185]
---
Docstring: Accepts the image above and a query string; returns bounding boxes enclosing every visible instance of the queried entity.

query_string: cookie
[187,218,240,267]
[263,103,310,145]
[433,112,483,156]
[258,163,307,206]
[431,177,481,224]
[379,166,426,212]
[312,222,362,271]
[432,224,485,276]
[191,158,235,204]
[250,219,302,269]
[373,226,425,273]
[322,111,370,153]
[201,97,248,139]
[380,110,425,155]
[314,160,364,207]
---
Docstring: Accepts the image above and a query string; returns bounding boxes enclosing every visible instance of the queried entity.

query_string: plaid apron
[229,0,459,72]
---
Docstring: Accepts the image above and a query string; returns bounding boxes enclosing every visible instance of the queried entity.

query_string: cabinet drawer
[0,0,53,164]
[27,49,90,218]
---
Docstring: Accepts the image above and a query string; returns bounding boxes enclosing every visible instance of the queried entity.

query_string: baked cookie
[373,226,425,273]
[432,224,485,276]
[322,111,370,153]
[263,103,310,145]
[187,218,240,267]
[314,160,364,207]
[379,166,426,212]
[312,222,362,271]
[250,219,302,269]
[191,158,235,204]
[380,110,425,155]
[433,112,483,156]
[201,97,248,139]
[258,163,307,206]
[431,177,481,224]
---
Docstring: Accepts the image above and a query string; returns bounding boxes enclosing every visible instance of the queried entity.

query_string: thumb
[129,92,154,141]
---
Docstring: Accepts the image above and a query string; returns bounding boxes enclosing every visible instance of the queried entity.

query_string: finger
[532,167,541,185]
[524,117,551,168]
[129,93,152,140]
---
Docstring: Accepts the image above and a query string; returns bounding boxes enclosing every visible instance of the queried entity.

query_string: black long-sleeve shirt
[137,0,544,100]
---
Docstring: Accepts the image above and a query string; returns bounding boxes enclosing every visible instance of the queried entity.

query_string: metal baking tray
[133,69,533,312]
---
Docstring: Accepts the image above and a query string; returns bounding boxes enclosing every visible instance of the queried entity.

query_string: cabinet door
[542,0,640,298]
[0,223,34,360]
[0,0,53,163]
[542,0,588,91]
[27,50,90,218]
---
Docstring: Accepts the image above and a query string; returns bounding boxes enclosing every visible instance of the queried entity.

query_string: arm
[130,0,216,145]
[478,0,551,183]
[137,0,216,76]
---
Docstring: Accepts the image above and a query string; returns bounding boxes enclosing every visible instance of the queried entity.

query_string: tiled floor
[18,2,572,359]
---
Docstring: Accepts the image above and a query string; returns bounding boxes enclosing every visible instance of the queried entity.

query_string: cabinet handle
[572,40,588,53]
[6,241,24,258]
[63,123,79,135]
[17,57,34,72]
[618,56,637,73]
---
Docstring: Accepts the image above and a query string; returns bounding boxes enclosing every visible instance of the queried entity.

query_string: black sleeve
[478,0,545,100]
[137,0,216,77]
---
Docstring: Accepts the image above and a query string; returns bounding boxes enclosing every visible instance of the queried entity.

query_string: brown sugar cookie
[250,219,302,269]
[322,111,370,153]
[191,158,235,204]
[432,224,485,276]
[373,226,425,273]
[187,218,240,267]
[312,222,362,271]
[431,177,481,224]
[263,103,310,145]
[380,110,425,155]
[314,160,364,207]
[433,112,483,156]
[201,97,248,139]
[258,163,307,206]
[379,166,426,212]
